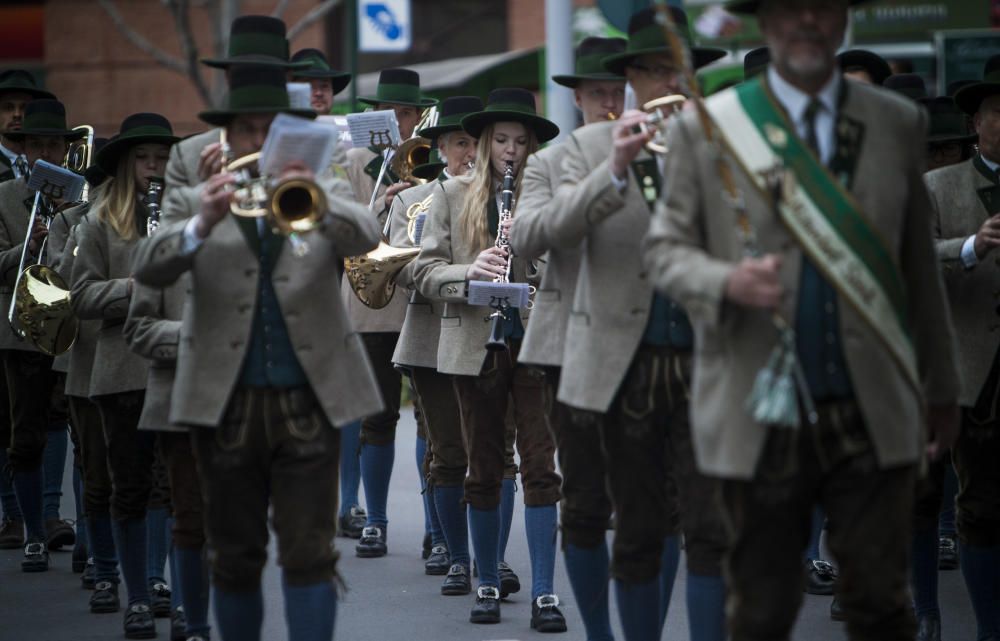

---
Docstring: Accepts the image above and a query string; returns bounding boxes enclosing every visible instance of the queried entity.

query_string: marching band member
[413,88,565,629]
[0,99,84,573]
[343,67,438,559]
[643,1,960,640]
[390,95,483,585]
[509,35,626,641]
[289,48,351,116]
[70,112,179,639]
[132,64,381,641]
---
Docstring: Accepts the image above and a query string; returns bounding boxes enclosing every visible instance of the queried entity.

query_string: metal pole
[348,0,359,111]
[545,0,575,144]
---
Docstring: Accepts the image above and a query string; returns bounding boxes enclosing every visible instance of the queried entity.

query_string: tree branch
[166,0,213,106]
[97,0,187,73]
[271,0,292,18]
[287,0,343,41]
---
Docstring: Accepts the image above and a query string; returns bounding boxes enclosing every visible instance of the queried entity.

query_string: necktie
[803,98,823,158]
[13,155,28,179]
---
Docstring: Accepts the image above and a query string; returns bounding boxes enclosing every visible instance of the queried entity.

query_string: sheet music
[346,110,400,150]
[258,112,339,176]
[286,82,312,110]
[27,160,84,203]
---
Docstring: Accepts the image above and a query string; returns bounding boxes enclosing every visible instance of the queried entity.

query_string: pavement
[0,410,977,641]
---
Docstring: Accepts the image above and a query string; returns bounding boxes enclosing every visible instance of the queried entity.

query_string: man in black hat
[644,1,961,640]
[133,63,381,641]
[0,98,85,573]
[543,8,730,641]
[926,54,1000,641]
[509,35,628,640]
[838,48,892,86]
[289,48,351,116]
[341,67,437,560]
[0,70,54,183]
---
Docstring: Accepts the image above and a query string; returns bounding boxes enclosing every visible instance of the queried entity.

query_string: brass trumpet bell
[390,137,432,185]
[14,264,78,356]
[226,152,327,236]
[344,242,420,309]
[641,94,687,155]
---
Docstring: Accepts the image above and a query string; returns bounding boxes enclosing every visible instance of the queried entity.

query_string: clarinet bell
[485,309,508,352]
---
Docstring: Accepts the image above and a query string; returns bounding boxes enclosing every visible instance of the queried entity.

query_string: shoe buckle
[430,545,448,555]
[360,526,381,539]
[130,604,151,614]
[477,586,500,600]
[350,506,367,518]
[95,581,115,591]
[497,561,511,571]
[811,559,837,578]
[24,541,45,555]
[535,594,560,609]
[447,564,468,576]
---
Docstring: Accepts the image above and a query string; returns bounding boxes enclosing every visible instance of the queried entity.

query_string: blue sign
[359,0,412,53]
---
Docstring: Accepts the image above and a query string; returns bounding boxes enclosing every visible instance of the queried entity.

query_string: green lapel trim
[977,185,1000,214]
[974,155,999,185]
[363,151,398,186]
[629,158,661,211]
[738,78,909,332]
[0,153,11,171]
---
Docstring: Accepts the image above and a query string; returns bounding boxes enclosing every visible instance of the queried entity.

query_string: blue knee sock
[0,448,20,521]
[283,579,337,641]
[498,478,515,562]
[168,545,180,610]
[426,485,445,547]
[564,543,613,641]
[416,435,430,534]
[214,586,263,641]
[338,421,361,518]
[12,467,44,541]
[434,485,469,566]
[614,577,661,641]
[175,546,210,637]
[469,506,500,588]
[525,504,557,598]
[360,441,394,528]
[806,506,824,561]
[73,465,87,547]
[88,513,119,583]
[960,542,1000,641]
[112,517,150,606]
[687,573,726,641]
[660,535,681,626]
[42,425,67,521]
[145,507,170,585]
[911,527,940,617]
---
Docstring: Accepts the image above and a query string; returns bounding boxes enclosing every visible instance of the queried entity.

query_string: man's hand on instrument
[27,216,48,255]
[197,142,225,182]
[194,172,236,240]
[611,110,654,181]
[278,161,315,184]
[973,213,1000,259]
[725,254,784,310]
[384,181,412,210]
[926,402,960,461]
[467,246,508,281]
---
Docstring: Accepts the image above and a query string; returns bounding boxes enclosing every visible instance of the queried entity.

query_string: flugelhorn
[638,95,686,155]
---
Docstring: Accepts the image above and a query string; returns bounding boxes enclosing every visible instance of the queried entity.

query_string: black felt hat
[955,55,1000,116]
[920,97,978,145]
[883,74,927,100]
[358,68,437,108]
[1,99,85,141]
[602,7,726,75]
[743,47,770,79]
[460,88,559,144]
[419,96,484,139]
[289,48,352,94]
[199,64,316,126]
[726,0,873,14]
[0,69,55,100]
[552,37,627,88]
[947,79,975,98]
[411,147,445,181]
[96,113,180,175]
[84,137,111,187]
[838,49,892,86]
[201,15,310,70]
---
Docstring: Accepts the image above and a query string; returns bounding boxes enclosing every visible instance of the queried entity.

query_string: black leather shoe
[81,558,96,589]
[422,532,432,559]
[425,545,449,575]
[939,535,959,571]
[170,606,187,641]
[72,540,89,573]
[916,614,941,641]
[90,581,121,614]
[498,561,520,598]
[470,586,501,624]
[45,518,76,550]
[22,540,49,572]
[151,582,172,617]
[338,506,366,539]
[805,559,837,595]
[441,563,471,595]
[829,596,845,621]
[532,595,568,633]
[356,526,388,558]
[124,603,157,639]
[0,517,24,549]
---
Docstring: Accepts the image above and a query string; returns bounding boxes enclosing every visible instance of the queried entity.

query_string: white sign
[358,0,412,53]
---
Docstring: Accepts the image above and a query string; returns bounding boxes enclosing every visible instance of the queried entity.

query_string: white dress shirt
[960,155,1000,269]
[766,66,840,165]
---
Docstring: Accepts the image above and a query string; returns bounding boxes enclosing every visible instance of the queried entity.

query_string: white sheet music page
[258,113,338,176]
[28,160,85,203]
[346,110,401,150]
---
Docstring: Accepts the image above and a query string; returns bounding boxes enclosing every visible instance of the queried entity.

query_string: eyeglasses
[583,87,626,102]
[627,63,681,80]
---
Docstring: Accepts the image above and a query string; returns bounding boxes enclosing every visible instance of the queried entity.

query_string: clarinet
[146,177,164,236]
[485,161,515,352]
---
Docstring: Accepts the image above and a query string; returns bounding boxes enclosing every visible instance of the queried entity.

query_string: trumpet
[637,95,687,155]
[65,125,94,201]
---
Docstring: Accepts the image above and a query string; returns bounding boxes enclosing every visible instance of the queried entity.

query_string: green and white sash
[706,78,919,392]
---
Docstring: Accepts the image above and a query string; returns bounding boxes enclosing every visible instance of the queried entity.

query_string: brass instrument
[390,137,432,185]
[406,193,433,245]
[8,190,78,356]
[485,161,516,351]
[145,177,163,236]
[639,94,686,155]
[65,125,94,201]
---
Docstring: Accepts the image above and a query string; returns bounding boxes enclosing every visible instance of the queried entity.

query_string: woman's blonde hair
[456,122,538,252]
[91,146,142,241]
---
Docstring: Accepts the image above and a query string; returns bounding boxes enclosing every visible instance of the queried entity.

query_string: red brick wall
[507,0,595,51]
